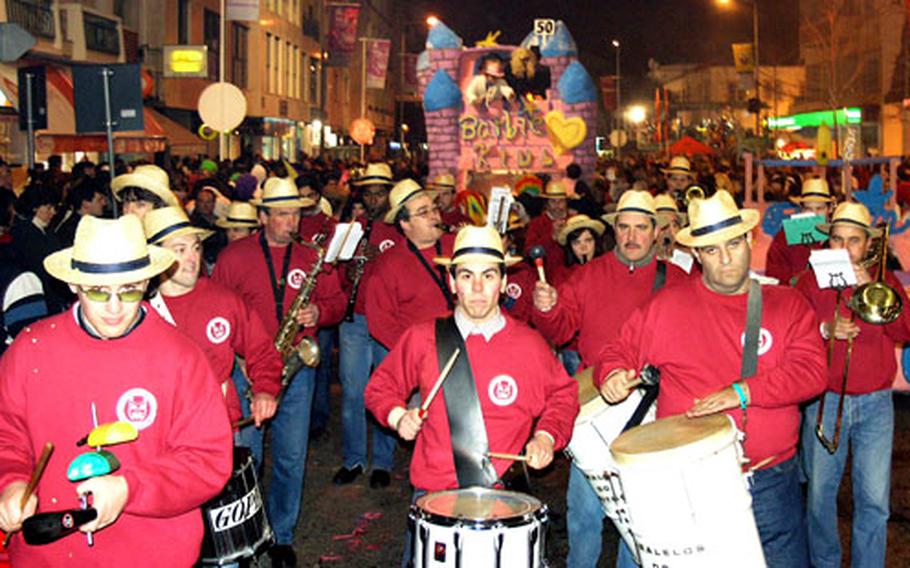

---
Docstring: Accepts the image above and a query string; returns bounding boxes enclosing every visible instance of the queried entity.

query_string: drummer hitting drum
[365,225,578,565]
[597,190,827,567]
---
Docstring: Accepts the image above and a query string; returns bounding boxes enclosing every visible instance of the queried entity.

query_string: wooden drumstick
[534,258,547,284]
[3,442,54,547]
[486,451,530,462]
[418,348,461,419]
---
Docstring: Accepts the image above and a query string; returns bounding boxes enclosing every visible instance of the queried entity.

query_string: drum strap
[435,316,499,488]
[741,279,763,379]
[652,260,667,292]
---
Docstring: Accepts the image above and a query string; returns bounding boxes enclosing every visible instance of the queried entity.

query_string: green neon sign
[767,108,861,130]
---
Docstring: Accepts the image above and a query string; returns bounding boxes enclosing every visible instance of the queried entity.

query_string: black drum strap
[436,317,498,488]
[652,260,667,292]
[742,280,763,379]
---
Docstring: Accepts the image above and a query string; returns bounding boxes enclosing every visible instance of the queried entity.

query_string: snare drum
[199,447,274,565]
[409,488,548,567]
[563,367,654,560]
[611,414,765,567]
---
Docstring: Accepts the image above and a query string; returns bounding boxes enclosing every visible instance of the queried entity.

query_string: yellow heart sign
[545,111,587,155]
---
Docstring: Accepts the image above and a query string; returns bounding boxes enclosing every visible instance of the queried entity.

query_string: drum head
[573,367,601,406]
[611,414,734,466]
[417,488,541,522]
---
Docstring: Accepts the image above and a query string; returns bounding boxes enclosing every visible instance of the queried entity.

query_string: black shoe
[332,465,363,485]
[369,469,391,489]
[268,544,297,567]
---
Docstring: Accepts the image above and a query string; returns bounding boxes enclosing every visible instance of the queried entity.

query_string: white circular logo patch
[206,317,231,344]
[505,283,523,300]
[488,375,518,407]
[116,387,158,431]
[741,328,773,356]
[287,268,306,290]
[378,239,396,253]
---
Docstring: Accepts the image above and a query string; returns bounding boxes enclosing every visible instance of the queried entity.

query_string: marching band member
[428,173,469,230]
[212,177,345,568]
[766,178,836,286]
[215,201,261,244]
[598,191,827,567]
[525,180,570,275]
[333,163,402,487]
[0,215,233,565]
[364,225,578,565]
[795,202,910,568]
[661,156,695,202]
[532,190,688,567]
[142,207,281,429]
[654,193,693,271]
[110,165,180,220]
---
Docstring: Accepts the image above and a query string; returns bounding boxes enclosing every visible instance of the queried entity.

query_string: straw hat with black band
[675,190,760,248]
[817,202,882,238]
[661,156,694,178]
[45,215,175,287]
[602,190,657,225]
[384,178,436,224]
[352,163,394,187]
[143,206,214,245]
[434,225,522,268]
[557,214,605,246]
[654,193,688,227]
[428,173,457,192]
[111,164,180,208]
[251,177,315,209]
[540,179,569,199]
[216,201,261,229]
[790,178,836,205]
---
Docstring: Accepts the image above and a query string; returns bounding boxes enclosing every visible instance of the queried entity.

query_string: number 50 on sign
[534,19,556,36]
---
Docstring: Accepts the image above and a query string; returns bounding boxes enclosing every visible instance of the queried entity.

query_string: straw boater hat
[602,190,657,225]
[557,214,605,245]
[654,193,688,227]
[143,206,214,245]
[434,225,521,267]
[352,163,394,187]
[215,201,261,229]
[540,179,569,199]
[111,164,180,207]
[428,173,456,192]
[251,177,315,208]
[675,190,760,248]
[44,215,175,287]
[384,178,436,224]
[661,156,694,178]
[817,202,882,237]
[790,178,835,205]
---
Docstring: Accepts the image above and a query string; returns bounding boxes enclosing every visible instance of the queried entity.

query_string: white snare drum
[611,414,765,567]
[409,488,548,568]
[564,368,654,559]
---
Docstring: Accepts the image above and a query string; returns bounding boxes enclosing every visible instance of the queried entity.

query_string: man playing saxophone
[212,177,346,568]
[795,202,910,568]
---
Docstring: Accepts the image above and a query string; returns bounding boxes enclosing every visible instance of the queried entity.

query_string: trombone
[816,223,902,453]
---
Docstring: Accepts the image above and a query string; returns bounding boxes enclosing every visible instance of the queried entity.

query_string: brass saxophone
[274,236,325,380]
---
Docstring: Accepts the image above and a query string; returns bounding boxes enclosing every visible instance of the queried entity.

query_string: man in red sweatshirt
[365,225,578,564]
[598,190,827,567]
[765,178,836,286]
[532,189,688,568]
[0,214,233,565]
[795,202,910,568]
[212,177,345,567]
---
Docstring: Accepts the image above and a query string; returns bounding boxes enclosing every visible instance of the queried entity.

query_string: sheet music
[486,186,514,234]
[324,222,364,263]
[809,248,857,289]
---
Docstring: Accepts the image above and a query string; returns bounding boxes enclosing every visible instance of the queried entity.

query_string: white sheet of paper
[670,249,694,273]
[809,248,857,289]
[487,186,514,233]
[324,222,364,263]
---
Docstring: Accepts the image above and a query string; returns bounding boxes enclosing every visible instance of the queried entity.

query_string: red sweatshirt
[525,214,565,275]
[532,252,688,367]
[157,277,283,423]
[298,211,336,245]
[502,264,537,324]
[341,217,404,316]
[0,306,233,566]
[595,277,827,468]
[795,269,910,394]
[765,230,821,286]
[365,233,455,350]
[441,207,470,231]
[365,315,578,491]
[212,234,346,340]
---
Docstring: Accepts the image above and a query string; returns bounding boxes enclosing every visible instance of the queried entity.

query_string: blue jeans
[566,464,606,567]
[339,314,396,471]
[803,390,893,568]
[265,365,315,545]
[750,455,810,567]
[560,349,583,377]
[230,361,263,466]
[312,326,337,432]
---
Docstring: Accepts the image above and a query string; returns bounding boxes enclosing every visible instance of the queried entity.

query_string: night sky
[413,0,799,102]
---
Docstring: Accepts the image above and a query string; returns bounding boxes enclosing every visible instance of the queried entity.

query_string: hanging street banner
[365,38,391,89]
[732,43,754,73]
[327,2,360,67]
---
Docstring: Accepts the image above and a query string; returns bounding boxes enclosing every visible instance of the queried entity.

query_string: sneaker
[369,469,391,489]
[332,465,363,485]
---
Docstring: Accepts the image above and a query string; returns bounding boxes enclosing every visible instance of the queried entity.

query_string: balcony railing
[84,12,119,55]
[7,0,55,39]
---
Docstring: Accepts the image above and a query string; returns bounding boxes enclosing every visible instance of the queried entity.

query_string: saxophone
[274,236,325,380]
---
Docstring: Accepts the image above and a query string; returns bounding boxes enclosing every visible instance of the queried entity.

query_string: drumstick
[3,442,54,547]
[486,451,530,462]
[534,258,547,284]
[418,348,461,419]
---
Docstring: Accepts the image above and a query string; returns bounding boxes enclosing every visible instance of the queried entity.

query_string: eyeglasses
[410,205,441,218]
[80,287,145,303]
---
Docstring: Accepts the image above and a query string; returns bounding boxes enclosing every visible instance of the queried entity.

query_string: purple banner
[327,2,360,67]
[365,39,391,89]
[402,53,419,95]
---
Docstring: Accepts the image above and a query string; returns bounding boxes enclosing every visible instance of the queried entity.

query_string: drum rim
[413,487,544,526]
[611,414,736,467]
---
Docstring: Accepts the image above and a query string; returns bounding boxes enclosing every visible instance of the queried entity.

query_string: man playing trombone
[796,202,910,568]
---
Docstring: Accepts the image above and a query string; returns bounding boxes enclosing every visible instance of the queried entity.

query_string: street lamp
[716,0,760,136]
[612,39,622,157]
[426,16,439,28]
